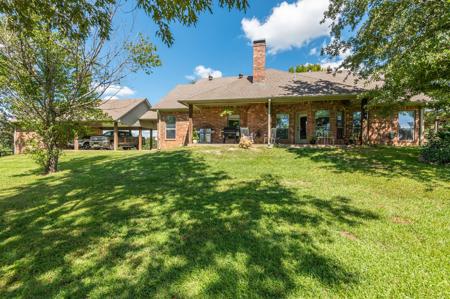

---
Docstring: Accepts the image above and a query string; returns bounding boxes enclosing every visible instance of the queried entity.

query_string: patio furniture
[270,128,278,144]
[240,127,254,142]
[222,127,239,143]
[315,130,335,145]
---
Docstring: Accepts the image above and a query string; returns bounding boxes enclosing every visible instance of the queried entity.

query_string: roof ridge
[294,71,363,89]
[182,77,243,102]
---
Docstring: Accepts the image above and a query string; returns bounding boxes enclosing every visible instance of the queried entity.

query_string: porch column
[360,98,368,145]
[113,121,118,150]
[157,110,161,150]
[188,104,193,145]
[138,127,143,150]
[74,133,79,151]
[150,129,153,149]
[419,107,425,145]
[267,98,272,144]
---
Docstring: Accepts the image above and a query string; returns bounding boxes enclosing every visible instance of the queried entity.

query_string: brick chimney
[253,39,266,82]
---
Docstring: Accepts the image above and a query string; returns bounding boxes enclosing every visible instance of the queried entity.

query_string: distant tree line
[288,64,323,73]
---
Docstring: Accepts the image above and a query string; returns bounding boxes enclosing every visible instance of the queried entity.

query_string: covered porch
[185,97,366,146]
[184,97,425,146]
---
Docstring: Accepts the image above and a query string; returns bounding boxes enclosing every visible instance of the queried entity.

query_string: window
[276,114,289,139]
[336,111,344,139]
[165,115,176,139]
[315,110,330,137]
[398,111,415,140]
[227,115,240,128]
[352,111,361,137]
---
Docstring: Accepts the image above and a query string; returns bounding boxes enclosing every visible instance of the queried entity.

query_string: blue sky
[109,0,345,106]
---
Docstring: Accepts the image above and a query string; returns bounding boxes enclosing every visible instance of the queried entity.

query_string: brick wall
[157,102,423,149]
[158,111,190,149]
[14,130,39,154]
[191,104,268,144]
[253,41,266,82]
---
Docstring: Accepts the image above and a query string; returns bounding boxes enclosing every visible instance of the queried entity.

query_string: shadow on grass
[0,150,379,298]
[287,146,450,191]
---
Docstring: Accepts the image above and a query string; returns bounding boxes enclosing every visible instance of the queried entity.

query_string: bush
[239,136,253,149]
[421,127,450,164]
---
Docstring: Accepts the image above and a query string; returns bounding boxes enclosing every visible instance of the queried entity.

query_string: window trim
[276,113,289,140]
[336,111,345,139]
[227,114,240,128]
[398,110,415,141]
[352,111,362,137]
[165,115,176,140]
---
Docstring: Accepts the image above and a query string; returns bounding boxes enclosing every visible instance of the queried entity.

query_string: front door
[296,113,308,143]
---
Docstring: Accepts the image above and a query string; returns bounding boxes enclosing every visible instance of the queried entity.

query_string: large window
[227,114,240,128]
[336,111,344,139]
[165,115,176,139]
[398,111,415,141]
[315,110,330,137]
[352,111,361,137]
[276,113,289,139]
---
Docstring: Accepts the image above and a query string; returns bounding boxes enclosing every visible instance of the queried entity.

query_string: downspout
[267,98,272,145]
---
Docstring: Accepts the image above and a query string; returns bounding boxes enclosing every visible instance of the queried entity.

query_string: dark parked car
[90,131,138,150]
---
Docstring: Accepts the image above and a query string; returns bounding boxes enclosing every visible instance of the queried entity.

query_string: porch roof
[153,69,430,110]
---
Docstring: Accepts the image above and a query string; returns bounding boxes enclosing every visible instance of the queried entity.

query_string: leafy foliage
[323,0,450,106]
[0,0,249,47]
[291,64,322,73]
[421,126,450,165]
[0,1,248,173]
[125,34,162,75]
[0,112,13,152]
[220,108,234,117]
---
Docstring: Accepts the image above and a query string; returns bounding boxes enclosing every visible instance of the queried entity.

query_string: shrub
[239,136,253,149]
[193,129,199,141]
[421,126,450,164]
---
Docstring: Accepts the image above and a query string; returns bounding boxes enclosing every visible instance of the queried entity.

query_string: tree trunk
[44,145,59,174]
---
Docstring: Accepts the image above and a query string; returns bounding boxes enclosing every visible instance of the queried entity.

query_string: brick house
[153,39,428,149]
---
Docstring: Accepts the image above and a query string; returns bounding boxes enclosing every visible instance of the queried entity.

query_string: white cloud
[309,47,319,56]
[101,84,136,99]
[241,0,330,54]
[185,65,223,81]
[319,49,352,69]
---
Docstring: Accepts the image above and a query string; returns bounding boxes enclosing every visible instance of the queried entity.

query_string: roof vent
[238,73,243,79]
[208,75,213,81]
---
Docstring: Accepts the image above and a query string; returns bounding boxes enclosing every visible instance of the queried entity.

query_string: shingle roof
[139,110,158,120]
[99,98,147,120]
[153,69,380,110]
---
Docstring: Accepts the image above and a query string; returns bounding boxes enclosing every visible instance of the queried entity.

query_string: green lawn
[0,147,448,298]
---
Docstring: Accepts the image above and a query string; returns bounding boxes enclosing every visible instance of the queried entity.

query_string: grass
[0,146,448,298]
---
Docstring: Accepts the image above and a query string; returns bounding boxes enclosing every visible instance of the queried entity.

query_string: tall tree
[0,111,13,152]
[0,1,248,174]
[323,0,450,107]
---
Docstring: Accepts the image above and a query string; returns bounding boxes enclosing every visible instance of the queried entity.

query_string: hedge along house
[153,40,429,150]
[13,98,158,154]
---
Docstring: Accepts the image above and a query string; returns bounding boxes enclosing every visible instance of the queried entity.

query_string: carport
[73,98,157,151]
